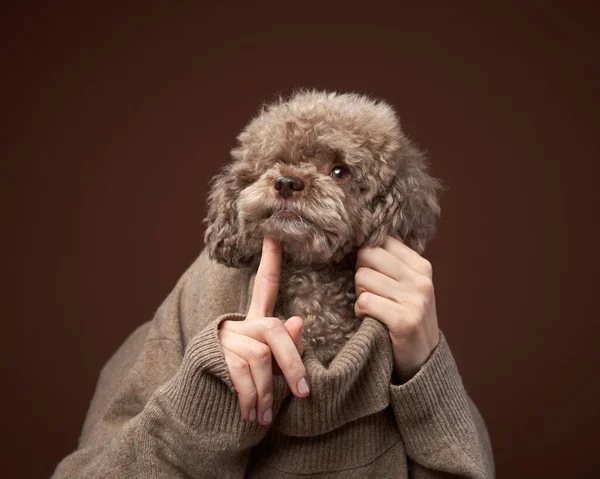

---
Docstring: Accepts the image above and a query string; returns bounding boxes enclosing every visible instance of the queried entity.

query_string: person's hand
[218,236,310,425]
[354,234,440,382]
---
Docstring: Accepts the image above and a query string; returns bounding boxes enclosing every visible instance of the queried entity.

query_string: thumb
[284,316,304,356]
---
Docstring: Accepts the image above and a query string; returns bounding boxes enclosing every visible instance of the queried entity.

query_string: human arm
[389,332,495,478]
[52,249,286,478]
[354,235,495,478]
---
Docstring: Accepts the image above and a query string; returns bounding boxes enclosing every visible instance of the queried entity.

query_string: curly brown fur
[204,90,445,365]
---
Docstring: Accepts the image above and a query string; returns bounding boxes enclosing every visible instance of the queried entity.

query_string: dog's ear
[203,163,248,267]
[367,143,445,254]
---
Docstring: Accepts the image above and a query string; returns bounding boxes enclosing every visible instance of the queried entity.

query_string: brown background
[1,2,598,478]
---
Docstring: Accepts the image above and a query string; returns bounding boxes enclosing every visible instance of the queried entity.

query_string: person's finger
[284,316,304,357]
[271,316,304,375]
[221,347,257,422]
[219,330,274,425]
[264,318,309,398]
[356,244,415,282]
[355,266,413,304]
[247,236,282,319]
[382,235,433,277]
[354,291,414,335]
[222,317,309,397]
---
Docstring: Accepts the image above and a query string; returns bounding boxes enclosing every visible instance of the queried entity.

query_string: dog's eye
[330,165,350,181]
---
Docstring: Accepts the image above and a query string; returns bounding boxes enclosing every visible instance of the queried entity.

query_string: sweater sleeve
[52,250,285,478]
[389,332,495,479]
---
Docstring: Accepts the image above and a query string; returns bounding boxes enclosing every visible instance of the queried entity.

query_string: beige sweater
[52,248,495,478]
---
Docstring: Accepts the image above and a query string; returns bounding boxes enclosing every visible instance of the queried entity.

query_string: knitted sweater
[52,248,495,478]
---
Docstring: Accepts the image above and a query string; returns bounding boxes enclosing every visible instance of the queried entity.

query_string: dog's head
[204,90,445,267]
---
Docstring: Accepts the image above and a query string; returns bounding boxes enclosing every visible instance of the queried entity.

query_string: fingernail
[297,377,309,395]
[262,408,272,424]
[249,408,256,422]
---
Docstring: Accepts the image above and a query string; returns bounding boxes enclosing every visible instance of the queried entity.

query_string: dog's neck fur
[274,252,362,366]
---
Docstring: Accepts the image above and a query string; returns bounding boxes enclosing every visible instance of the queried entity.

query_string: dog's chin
[259,214,345,265]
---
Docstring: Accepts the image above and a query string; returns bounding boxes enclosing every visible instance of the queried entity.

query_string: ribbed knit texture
[52,248,495,478]
[273,317,393,437]
[160,313,291,435]
[391,332,475,453]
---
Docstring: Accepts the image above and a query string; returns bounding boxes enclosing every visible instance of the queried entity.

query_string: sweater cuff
[389,331,476,455]
[182,312,246,392]
[159,313,290,432]
[160,313,249,430]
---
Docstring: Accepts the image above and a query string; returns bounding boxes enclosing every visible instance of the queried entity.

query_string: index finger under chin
[247,236,282,319]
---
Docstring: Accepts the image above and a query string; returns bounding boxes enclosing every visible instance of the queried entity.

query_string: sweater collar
[245,271,395,437]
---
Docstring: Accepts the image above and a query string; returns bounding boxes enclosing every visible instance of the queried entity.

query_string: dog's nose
[274,176,304,198]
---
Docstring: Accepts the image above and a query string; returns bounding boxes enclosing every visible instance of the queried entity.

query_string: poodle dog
[204,90,444,365]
